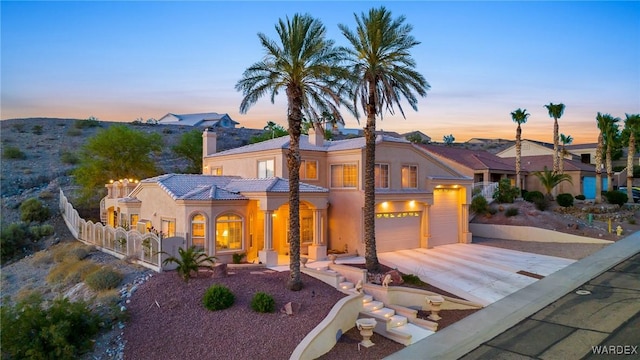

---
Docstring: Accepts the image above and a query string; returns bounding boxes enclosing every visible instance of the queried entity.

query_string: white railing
[60,189,174,272]
[472,182,498,203]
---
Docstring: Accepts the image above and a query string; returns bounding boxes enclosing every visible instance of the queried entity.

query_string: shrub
[575,194,586,200]
[251,292,276,313]
[1,294,100,359]
[470,195,489,215]
[29,224,55,238]
[202,285,235,311]
[533,197,550,211]
[20,198,51,223]
[1,222,31,263]
[38,190,55,199]
[67,127,82,136]
[161,246,217,282]
[74,116,101,129]
[85,267,123,291]
[32,125,44,135]
[524,191,545,203]
[2,145,26,159]
[48,259,100,285]
[401,273,428,287]
[605,191,628,207]
[232,252,246,264]
[60,150,80,164]
[520,189,528,199]
[492,179,520,203]
[505,207,519,217]
[52,243,90,262]
[556,193,574,207]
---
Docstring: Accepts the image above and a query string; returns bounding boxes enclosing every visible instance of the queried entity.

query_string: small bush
[75,117,101,129]
[48,260,100,285]
[575,194,586,200]
[492,178,519,203]
[32,250,54,266]
[2,145,26,159]
[250,292,276,313]
[605,191,628,207]
[202,285,235,311]
[470,195,489,215]
[520,189,528,199]
[52,243,90,262]
[29,224,55,238]
[60,150,80,164]
[20,198,51,223]
[505,207,519,217]
[85,267,123,291]
[533,197,550,211]
[38,190,55,199]
[524,191,545,203]
[401,273,428,287]
[556,193,574,207]
[32,125,44,135]
[1,222,32,263]
[232,252,246,264]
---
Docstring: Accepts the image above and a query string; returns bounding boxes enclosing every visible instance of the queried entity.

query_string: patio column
[422,204,431,248]
[259,210,278,266]
[461,203,472,243]
[307,209,327,261]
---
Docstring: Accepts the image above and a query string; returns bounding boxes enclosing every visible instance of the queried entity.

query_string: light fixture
[409,200,415,207]
[381,201,389,209]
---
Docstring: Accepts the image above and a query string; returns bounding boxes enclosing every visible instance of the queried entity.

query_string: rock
[384,269,404,286]
[210,263,227,278]
[281,301,301,316]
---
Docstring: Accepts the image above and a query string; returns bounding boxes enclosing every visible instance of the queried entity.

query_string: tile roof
[505,155,597,172]
[419,144,516,172]
[226,177,328,193]
[159,112,239,126]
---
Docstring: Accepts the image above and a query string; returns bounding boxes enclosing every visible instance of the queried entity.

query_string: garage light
[409,200,415,207]
[381,202,389,209]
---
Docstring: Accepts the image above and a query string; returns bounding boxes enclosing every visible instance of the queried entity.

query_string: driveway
[379,244,575,306]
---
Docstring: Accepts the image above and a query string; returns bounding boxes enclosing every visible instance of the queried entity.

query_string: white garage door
[430,189,459,247]
[375,211,421,252]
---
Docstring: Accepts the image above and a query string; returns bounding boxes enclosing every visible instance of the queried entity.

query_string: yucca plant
[160,246,217,282]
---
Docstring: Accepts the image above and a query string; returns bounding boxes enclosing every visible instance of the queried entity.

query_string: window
[402,165,418,188]
[581,154,591,164]
[258,159,275,178]
[161,218,176,237]
[375,164,389,189]
[331,164,358,188]
[211,167,222,175]
[130,214,139,227]
[216,214,243,251]
[191,214,206,250]
[300,160,318,180]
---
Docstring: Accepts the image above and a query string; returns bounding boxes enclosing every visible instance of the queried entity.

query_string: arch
[215,212,243,252]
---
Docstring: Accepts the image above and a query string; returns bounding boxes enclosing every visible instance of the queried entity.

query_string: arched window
[216,214,243,252]
[191,214,206,251]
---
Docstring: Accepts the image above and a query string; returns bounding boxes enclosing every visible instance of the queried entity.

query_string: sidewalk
[385,232,640,359]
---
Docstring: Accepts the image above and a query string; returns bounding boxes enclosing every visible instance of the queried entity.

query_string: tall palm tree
[236,14,350,290]
[511,108,530,192]
[595,112,609,203]
[601,114,621,191]
[544,102,565,173]
[622,113,640,201]
[339,7,429,272]
[559,133,573,175]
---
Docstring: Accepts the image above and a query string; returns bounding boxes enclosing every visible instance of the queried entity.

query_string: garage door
[583,177,607,199]
[430,189,459,247]
[375,211,421,252]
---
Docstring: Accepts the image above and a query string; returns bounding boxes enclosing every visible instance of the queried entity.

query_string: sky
[1,1,639,143]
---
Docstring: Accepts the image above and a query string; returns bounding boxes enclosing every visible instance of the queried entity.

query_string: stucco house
[102,128,473,266]
[156,112,239,128]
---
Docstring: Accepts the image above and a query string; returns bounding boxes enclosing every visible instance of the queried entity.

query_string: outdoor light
[409,200,415,207]
[381,201,389,209]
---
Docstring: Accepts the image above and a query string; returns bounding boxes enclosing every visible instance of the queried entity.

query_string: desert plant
[532,166,573,199]
[604,190,628,207]
[52,243,90,263]
[202,284,235,311]
[556,193,574,207]
[29,224,55,238]
[31,124,44,135]
[533,197,550,211]
[1,222,32,263]
[60,150,80,164]
[161,246,217,282]
[470,195,490,215]
[492,178,520,203]
[524,190,545,203]
[505,207,519,217]
[575,194,586,200]
[401,273,428,287]
[1,294,100,360]
[85,266,124,291]
[48,259,100,285]
[74,116,101,129]
[232,252,246,264]
[20,197,51,223]
[2,145,26,159]
[251,292,276,313]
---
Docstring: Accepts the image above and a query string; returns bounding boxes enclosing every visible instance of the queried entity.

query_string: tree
[594,113,607,203]
[599,113,621,191]
[236,14,350,290]
[160,246,217,283]
[443,134,455,145]
[339,6,429,272]
[73,125,162,204]
[622,113,640,202]
[511,108,530,191]
[559,133,573,174]
[172,129,203,173]
[544,102,565,173]
[250,121,288,144]
[532,166,573,199]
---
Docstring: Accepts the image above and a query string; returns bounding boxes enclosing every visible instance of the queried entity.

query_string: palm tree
[622,113,640,202]
[544,103,565,173]
[511,108,530,192]
[600,114,621,191]
[339,7,429,272]
[559,133,573,175]
[443,134,455,145]
[160,246,217,283]
[236,14,350,290]
[532,166,573,199]
[595,112,611,203]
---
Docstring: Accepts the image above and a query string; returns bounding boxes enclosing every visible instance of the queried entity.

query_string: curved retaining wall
[470,223,614,244]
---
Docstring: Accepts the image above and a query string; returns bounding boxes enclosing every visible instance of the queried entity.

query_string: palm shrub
[470,195,490,215]
[531,166,573,199]
[20,197,51,223]
[232,252,246,264]
[202,285,235,311]
[161,246,217,282]
[556,193,574,207]
[492,178,519,203]
[251,292,276,313]
[605,191,628,207]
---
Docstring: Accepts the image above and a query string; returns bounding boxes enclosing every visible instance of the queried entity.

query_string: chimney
[308,123,324,147]
[203,128,217,157]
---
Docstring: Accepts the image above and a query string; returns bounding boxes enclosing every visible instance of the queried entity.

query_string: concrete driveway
[379,244,575,306]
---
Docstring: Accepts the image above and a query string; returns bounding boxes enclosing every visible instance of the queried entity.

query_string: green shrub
[202,285,235,311]
[232,252,246,264]
[250,292,276,313]
[575,194,586,200]
[32,125,44,135]
[74,116,101,129]
[29,224,55,238]
[48,259,100,285]
[524,190,545,203]
[161,246,217,282]
[85,267,123,291]
[60,150,80,164]
[20,198,51,223]
[492,178,519,203]
[470,195,489,215]
[520,189,528,199]
[38,191,55,199]
[605,191,628,207]
[2,145,26,159]
[401,273,428,287]
[1,222,31,263]
[1,294,100,360]
[505,207,519,217]
[556,193,574,207]
[534,197,550,211]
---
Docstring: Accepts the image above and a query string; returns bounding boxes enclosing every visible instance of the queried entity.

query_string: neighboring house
[496,139,576,160]
[564,143,598,165]
[403,130,431,144]
[156,112,239,128]
[103,128,474,266]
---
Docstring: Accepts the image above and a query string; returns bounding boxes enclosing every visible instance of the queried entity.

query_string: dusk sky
[2,1,638,143]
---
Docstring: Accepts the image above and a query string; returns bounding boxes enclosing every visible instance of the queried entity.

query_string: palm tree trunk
[606,144,613,191]
[515,124,521,193]
[286,85,303,291]
[553,118,559,173]
[627,132,635,203]
[559,146,565,175]
[595,133,604,204]
[364,80,380,273]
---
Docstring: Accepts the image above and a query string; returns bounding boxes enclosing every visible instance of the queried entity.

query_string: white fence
[472,182,499,203]
[59,189,177,272]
